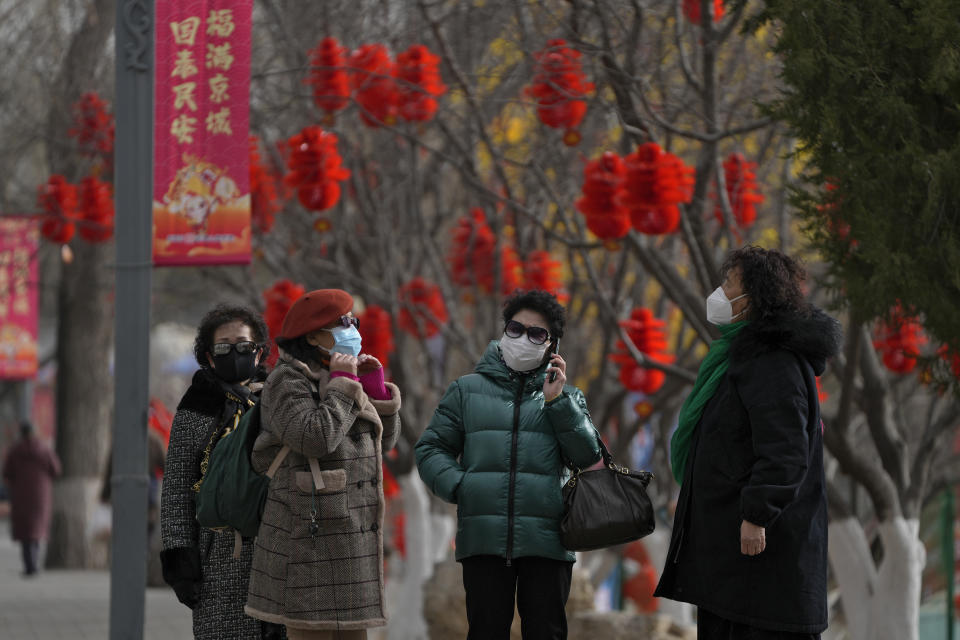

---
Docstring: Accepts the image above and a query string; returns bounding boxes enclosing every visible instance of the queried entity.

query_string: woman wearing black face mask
[160,304,284,640]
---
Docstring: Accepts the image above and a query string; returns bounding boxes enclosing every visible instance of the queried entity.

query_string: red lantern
[683,0,724,24]
[283,126,351,212]
[523,250,567,302]
[938,345,960,379]
[576,152,630,240]
[395,44,447,123]
[263,279,306,367]
[349,43,400,128]
[449,208,523,295]
[714,153,763,229]
[357,304,395,369]
[250,137,282,233]
[608,308,674,394]
[77,176,114,242]
[621,143,694,235]
[398,277,448,339]
[308,37,351,121]
[38,175,78,244]
[873,308,926,374]
[68,92,114,158]
[527,39,594,146]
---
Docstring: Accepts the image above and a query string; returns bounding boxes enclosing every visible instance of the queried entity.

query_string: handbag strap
[565,430,629,475]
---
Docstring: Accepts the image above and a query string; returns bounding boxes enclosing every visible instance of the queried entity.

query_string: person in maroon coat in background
[2,420,61,577]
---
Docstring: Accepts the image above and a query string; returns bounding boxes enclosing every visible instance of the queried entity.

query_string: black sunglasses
[329,315,359,329]
[211,341,260,356]
[504,320,550,345]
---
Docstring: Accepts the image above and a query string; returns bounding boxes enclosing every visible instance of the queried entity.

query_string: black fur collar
[176,367,267,417]
[729,306,843,376]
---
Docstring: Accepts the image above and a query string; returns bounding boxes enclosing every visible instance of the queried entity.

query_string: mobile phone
[549,339,560,383]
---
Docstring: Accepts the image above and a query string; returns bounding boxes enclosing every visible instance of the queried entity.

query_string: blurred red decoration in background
[576,152,630,240]
[816,378,829,404]
[609,308,675,394]
[395,44,447,123]
[873,307,927,375]
[938,345,960,379]
[38,175,78,244]
[68,92,115,159]
[683,0,724,24]
[77,176,114,242]
[449,208,523,295]
[250,136,282,233]
[523,250,567,302]
[357,304,395,369]
[349,43,399,128]
[715,153,763,229]
[398,277,448,339]
[148,398,174,448]
[263,279,306,367]
[621,143,694,235]
[284,126,351,212]
[623,540,659,613]
[308,37,351,120]
[527,39,594,146]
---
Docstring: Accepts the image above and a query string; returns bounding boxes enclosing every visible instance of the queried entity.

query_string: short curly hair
[193,304,270,368]
[502,289,566,340]
[720,246,807,322]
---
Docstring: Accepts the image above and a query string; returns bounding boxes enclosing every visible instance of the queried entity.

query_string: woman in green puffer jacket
[415,289,601,640]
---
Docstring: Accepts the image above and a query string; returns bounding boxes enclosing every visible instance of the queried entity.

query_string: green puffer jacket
[415,340,602,563]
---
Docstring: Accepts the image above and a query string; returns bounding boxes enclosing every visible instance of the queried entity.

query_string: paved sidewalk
[0,518,192,639]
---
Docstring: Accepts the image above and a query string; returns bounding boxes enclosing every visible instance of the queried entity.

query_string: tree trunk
[828,517,926,640]
[46,240,115,568]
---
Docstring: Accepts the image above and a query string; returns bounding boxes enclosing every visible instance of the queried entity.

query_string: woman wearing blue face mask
[245,289,402,640]
[654,247,842,639]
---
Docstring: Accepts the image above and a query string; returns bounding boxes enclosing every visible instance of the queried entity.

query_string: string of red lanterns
[349,43,400,128]
[38,175,78,244]
[609,308,674,394]
[527,39,594,146]
[308,37,351,124]
[77,176,114,243]
[523,250,567,302]
[283,125,351,212]
[715,152,763,229]
[873,307,927,375]
[357,304,396,369]
[263,279,307,368]
[395,44,448,123]
[622,143,695,235]
[448,208,524,296]
[682,0,724,24]
[398,277,448,339]
[68,92,114,161]
[250,136,282,233]
[576,152,631,240]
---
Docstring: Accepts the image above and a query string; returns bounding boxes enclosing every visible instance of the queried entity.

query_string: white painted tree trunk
[828,517,926,640]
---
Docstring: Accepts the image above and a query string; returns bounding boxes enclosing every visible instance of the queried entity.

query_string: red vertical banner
[153,1,252,266]
[0,217,39,379]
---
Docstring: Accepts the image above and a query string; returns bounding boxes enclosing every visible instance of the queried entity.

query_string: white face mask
[705,286,748,325]
[499,335,550,372]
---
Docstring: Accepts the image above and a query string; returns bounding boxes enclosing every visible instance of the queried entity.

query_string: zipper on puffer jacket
[505,378,524,567]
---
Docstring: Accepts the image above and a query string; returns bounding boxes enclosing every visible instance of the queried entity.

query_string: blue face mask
[322,325,362,357]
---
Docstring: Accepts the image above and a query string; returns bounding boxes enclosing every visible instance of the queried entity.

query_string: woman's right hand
[330,352,358,376]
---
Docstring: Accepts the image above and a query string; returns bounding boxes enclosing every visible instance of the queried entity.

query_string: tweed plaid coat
[245,355,401,631]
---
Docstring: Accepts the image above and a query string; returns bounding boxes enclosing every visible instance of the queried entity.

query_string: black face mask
[211,351,258,383]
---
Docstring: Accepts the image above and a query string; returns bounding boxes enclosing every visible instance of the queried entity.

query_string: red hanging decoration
[250,136,282,233]
[872,307,926,375]
[448,208,523,295]
[308,37,351,122]
[68,92,115,159]
[608,308,675,394]
[683,0,724,24]
[576,152,630,240]
[938,345,960,380]
[283,126,351,212]
[395,44,447,123]
[714,153,763,229]
[527,39,594,146]
[263,279,306,367]
[77,176,114,243]
[622,540,659,613]
[621,143,694,235]
[357,304,395,369]
[398,277,448,339]
[523,250,567,302]
[38,175,78,244]
[349,43,400,128]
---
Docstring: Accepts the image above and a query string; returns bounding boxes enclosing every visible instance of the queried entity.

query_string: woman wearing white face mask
[416,289,602,640]
[654,247,842,639]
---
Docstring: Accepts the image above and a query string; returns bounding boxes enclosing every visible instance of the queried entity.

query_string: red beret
[278,289,353,339]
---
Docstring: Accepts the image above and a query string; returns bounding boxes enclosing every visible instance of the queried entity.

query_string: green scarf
[670,321,749,483]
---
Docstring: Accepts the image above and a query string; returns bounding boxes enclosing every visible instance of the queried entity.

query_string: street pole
[111,1,153,638]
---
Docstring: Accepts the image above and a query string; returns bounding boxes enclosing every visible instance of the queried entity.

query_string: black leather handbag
[559,437,655,551]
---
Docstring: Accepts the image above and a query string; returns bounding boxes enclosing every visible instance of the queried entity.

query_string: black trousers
[20,539,39,575]
[697,608,822,640]
[461,555,573,640]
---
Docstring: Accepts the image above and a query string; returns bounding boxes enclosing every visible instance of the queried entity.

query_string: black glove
[160,547,203,609]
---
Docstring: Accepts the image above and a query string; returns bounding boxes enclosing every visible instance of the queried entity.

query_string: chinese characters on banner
[0,218,39,379]
[153,2,253,266]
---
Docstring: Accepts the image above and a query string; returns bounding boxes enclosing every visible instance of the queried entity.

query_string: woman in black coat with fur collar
[655,247,842,638]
